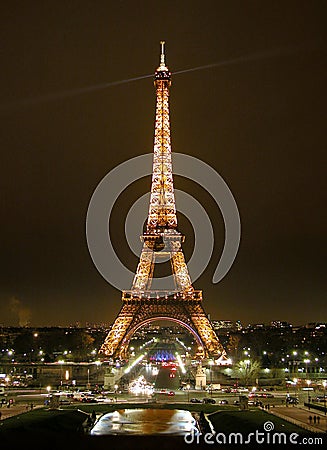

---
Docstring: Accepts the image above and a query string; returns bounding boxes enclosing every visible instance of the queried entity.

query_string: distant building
[211,320,242,334]
[271,320,292,329]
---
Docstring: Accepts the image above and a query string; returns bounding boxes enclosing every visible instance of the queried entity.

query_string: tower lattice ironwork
[100,42,225,360]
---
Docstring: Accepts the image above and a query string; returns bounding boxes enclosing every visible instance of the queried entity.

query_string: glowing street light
[304,359,310,378]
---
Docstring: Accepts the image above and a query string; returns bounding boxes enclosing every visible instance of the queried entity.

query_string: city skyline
[0,2,326,326]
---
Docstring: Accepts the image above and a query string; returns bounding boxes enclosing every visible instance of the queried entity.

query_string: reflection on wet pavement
[90,408,198,435]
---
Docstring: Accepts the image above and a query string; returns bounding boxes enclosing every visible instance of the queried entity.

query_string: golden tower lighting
[100,42,224,360]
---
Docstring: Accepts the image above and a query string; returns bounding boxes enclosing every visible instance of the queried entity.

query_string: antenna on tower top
[156,40,170,79]
[160,41,166,67]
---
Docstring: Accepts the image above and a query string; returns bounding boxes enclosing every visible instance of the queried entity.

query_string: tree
[13,332,35,354]
[233,359,261,386]
[71,331,95,361]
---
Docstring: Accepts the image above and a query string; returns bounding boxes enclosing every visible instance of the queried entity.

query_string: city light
[124,353,146,374]
[175,352,186,374]
[128,376,153,396]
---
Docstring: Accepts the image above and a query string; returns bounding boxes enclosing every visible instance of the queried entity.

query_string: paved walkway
[0,404,43,421]
[269,406,327,433]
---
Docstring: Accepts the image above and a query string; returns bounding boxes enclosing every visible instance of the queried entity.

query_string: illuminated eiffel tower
[100,42,225,360]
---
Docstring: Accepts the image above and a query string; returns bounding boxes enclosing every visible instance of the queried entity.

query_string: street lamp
[306,379,311,404]
[58,360,64,387]
[114,384,119,402]
[95,361,101,386]
[87,368,90,389]
[244,360,251,387]
[322,380,326,415]
[209,360,214,397]
[293,378,298,397]
[186,384,190,402]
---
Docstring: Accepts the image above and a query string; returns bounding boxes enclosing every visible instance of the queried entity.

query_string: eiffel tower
[100,42,225,360]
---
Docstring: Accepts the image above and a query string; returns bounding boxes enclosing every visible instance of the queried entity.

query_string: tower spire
[159,40,166,69]
[156,40,170,75]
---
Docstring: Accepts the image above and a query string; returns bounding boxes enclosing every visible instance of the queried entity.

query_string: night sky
[0,2,326,327]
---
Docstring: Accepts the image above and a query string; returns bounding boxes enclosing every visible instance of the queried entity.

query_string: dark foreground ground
[0,403,325,450]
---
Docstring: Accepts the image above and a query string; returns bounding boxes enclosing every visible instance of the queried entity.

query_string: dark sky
[0,1,326,327]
